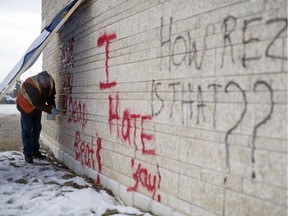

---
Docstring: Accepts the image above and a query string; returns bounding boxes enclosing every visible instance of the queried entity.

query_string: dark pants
[20,114,42,156]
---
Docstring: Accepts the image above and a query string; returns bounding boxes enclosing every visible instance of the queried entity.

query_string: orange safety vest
[17,74,54,113]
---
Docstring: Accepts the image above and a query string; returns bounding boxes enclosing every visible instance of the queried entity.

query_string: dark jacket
[17,76,56,118]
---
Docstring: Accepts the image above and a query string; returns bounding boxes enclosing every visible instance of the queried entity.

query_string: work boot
[24,154,33,163]
[32,151,46,160]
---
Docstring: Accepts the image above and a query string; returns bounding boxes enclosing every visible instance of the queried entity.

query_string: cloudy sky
[0,0,42,82]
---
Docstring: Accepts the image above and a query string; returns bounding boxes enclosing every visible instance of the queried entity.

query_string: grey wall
[41,0,287,215]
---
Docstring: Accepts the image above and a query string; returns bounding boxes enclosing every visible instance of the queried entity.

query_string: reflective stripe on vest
[20,76,41,107]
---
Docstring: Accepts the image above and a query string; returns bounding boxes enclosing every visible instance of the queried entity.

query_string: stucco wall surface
[41,0,287,215]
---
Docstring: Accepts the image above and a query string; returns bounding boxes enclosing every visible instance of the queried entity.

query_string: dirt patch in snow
[0,114,22,152]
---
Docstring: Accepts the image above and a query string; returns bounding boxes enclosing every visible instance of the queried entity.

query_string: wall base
[40,133,186,216]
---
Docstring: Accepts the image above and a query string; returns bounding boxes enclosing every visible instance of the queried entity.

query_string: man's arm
[25,83,53,114]
[46,80,56,107]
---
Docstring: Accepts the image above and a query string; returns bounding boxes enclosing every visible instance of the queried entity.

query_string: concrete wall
[41,0,287,215]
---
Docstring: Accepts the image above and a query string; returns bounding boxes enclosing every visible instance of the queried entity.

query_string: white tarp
[0,0,81,99]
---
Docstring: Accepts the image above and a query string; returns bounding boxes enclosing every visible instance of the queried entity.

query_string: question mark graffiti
[224,81,247,168]
[251,81,274,178]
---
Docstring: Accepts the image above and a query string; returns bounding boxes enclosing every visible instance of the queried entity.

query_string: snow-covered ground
[0,104,19,116]
[0,151,151,216]
[0,104,152,216]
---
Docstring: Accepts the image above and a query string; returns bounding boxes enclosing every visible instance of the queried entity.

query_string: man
[16,71,61,163]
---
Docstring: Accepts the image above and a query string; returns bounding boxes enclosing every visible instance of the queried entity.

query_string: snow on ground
[0,104,19,116]
[0,151,152,216]
[0,105,152,215]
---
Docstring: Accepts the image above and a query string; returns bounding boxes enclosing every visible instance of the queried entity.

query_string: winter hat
[38,71,50,88]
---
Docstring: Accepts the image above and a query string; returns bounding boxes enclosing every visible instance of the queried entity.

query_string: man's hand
[51,107,61,115]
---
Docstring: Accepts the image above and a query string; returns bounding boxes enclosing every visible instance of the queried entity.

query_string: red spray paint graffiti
[74,131,95,169]
[74,131,102,181]
[66,32,161,196]
[141,115,155,155]
[108,94,120,136]
[93,135,102,184]
[109,94,155,155]
[127,159,161,202]
[122,109,132,144]
[60,38,88,131]
[67,96,88,131]
[97,32,117,90]
[59,37,105,185]
[130,113,141,151]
